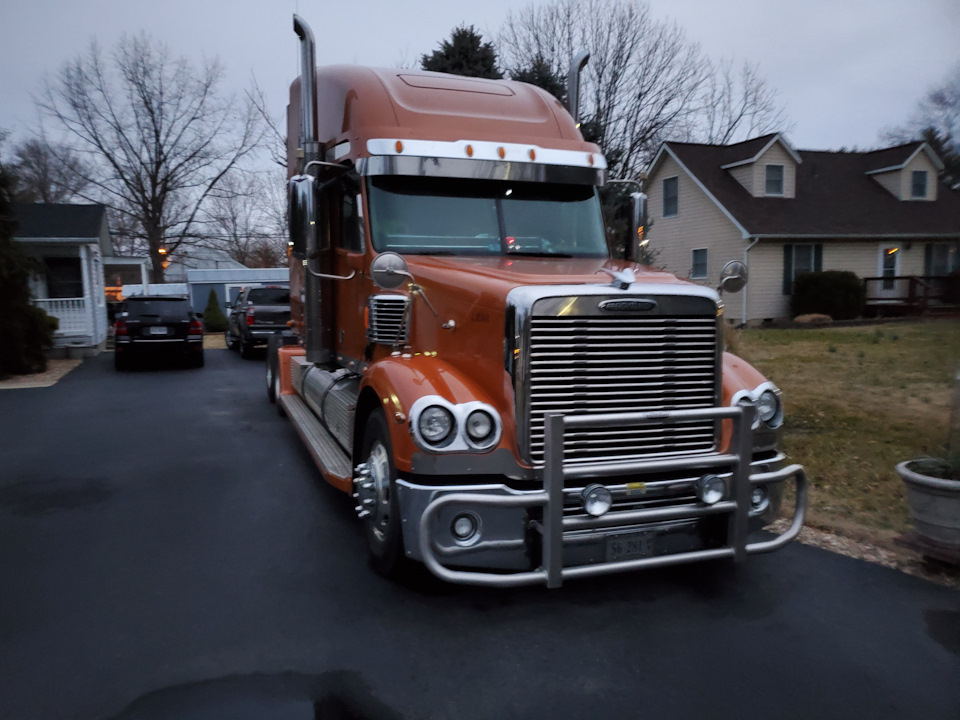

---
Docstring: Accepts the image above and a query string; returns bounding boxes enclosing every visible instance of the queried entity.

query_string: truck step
[279,393,353,480]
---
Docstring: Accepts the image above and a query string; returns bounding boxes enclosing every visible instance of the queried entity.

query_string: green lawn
[732,319,960,537]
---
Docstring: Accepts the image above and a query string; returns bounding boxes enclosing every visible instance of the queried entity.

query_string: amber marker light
[466,144,474,157]
[529,149,536,160]
[395,140,404,153]
[498,146,506,159]
[588,154,595,166]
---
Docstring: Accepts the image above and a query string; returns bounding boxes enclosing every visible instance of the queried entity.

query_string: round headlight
[581,484,613,517]
[465,409,494,443]
[451,513,479,541]
[695,474,726,505]
[757,390,782,428]
[418,405,454,444]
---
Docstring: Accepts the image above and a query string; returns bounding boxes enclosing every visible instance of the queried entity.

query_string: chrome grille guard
[418,404,807,588]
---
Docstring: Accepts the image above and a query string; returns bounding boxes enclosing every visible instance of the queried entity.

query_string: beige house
[644,133,960,323]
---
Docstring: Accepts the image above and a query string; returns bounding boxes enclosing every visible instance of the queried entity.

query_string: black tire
[114,351,128,371]
[358,409,407,578]
[225,330,238,352]
[193,350,205,368]
[239,338,253,359]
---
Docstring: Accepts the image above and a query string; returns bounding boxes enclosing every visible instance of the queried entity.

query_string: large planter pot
[896,460,960,552]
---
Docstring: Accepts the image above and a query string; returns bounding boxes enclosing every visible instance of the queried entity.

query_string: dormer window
[765,164,784,196]
[911,170,927,199]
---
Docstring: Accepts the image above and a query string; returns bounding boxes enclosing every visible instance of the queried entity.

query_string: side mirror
[288,175,316,260]
[370,251,413,289]
[719,260,749,295]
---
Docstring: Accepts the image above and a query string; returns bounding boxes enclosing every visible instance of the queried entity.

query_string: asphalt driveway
[0,351,957,719]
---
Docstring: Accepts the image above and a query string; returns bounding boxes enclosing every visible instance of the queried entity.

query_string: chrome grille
[527,314,718,466]
[367,295,409,345]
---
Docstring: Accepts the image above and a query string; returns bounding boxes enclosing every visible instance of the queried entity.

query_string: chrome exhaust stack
[293,14,320,170]
[567,50,590,125]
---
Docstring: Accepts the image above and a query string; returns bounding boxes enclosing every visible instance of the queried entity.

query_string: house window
[765,165,784,196]
[663,176,678,217]
[924,242,960,276]
[782,243,822,294]
[911,170,927,199]
[45,257,84,298]
[691,248,708,279]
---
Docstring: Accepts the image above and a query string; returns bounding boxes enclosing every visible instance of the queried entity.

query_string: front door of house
[877,246,901,299]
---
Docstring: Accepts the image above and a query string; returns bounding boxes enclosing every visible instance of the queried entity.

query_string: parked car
[226,286,291,358]
[114,296,204,370]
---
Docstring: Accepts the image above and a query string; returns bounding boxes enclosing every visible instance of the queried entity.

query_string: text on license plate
[148,326,168,335]
[606,530,655,562]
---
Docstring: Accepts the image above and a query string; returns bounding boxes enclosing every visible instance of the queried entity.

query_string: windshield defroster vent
[367,295,409,345]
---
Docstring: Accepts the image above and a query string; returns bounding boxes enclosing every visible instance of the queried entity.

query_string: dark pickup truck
[226,286,291,358]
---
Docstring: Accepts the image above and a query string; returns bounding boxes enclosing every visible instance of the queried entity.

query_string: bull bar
[418,405,807,588]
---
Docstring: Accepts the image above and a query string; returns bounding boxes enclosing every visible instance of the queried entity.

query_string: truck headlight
[757,390,783,429]
[465,409,495,443]
[419,405,455,444]
[695,474,726,505]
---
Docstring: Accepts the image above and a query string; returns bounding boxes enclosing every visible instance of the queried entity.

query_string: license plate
[148,326,168,335]
[606,530,655,562]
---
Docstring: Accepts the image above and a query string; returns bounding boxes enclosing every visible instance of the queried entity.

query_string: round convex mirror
[719,260,749,294]
[370,252,412,289]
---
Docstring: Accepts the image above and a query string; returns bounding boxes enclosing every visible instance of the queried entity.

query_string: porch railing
[862,276,947,311]
[32,297,91,336]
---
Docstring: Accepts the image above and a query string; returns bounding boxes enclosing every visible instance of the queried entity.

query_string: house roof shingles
[665,140,960,238]
[11,203,106,239]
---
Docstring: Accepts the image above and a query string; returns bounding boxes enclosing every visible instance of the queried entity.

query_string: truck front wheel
[358,409,406,577]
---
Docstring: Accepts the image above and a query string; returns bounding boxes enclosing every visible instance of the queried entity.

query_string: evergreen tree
[421,26,503,79]
[202,288,228,333]
[0,167,57,378]
[509,55,566,102]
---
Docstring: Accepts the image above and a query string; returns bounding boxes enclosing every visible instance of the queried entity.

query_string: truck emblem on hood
[599,299,658,312]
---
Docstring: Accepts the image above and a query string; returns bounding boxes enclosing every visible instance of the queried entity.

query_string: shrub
[202,288,228,333]
[0,167,57,378]
[791,271,865,321]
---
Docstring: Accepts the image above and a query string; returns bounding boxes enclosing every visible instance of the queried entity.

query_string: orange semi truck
[268,15,806,587]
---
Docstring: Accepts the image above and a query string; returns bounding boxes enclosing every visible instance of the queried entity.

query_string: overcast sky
[1,0,957,155]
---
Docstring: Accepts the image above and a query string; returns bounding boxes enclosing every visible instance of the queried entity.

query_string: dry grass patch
[734,320,960,535]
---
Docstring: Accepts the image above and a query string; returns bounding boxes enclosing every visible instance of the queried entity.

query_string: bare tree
[696,58,791,145]
[10,138,90,203]
[499,0,789,176]
[37,34,264,281]
[883,62,960,187]
[202,172,287,268]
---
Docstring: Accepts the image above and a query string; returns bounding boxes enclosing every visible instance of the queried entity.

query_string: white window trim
[691,247,708,279]
[662,176,679,218]
[765,164,784,196]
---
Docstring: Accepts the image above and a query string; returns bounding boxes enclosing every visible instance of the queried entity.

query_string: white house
[13,203,114,353]
[644,134,960,323]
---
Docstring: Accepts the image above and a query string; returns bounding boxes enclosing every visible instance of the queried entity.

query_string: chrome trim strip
[360,156,605,186]
[366,138,607,169]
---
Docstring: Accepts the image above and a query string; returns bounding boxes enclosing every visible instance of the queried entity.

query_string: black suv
[114,296,204,370]
[226,286,291,358]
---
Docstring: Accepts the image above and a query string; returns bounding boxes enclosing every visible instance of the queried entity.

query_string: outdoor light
[581,484,613,517]
[451,513,479,542]
[418,405,454,445]
[695,474,726,505]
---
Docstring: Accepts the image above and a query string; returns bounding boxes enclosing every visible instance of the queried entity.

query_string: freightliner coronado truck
[269,15,807,587]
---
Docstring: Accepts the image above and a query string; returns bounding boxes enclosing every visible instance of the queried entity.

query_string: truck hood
[402,255,693,311]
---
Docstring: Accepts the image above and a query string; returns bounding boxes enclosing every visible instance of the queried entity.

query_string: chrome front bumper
[396,405,806,588]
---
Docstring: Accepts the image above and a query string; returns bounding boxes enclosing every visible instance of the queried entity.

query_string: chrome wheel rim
[365,442,392,543]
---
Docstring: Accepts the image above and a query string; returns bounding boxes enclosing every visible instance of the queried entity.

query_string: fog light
[581,484,613,517]
[695,474,725,505]
[750,486,770,513]
[451,513,478,541]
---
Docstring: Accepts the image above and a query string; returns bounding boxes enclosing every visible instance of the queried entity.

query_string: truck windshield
[367,176,608,257]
